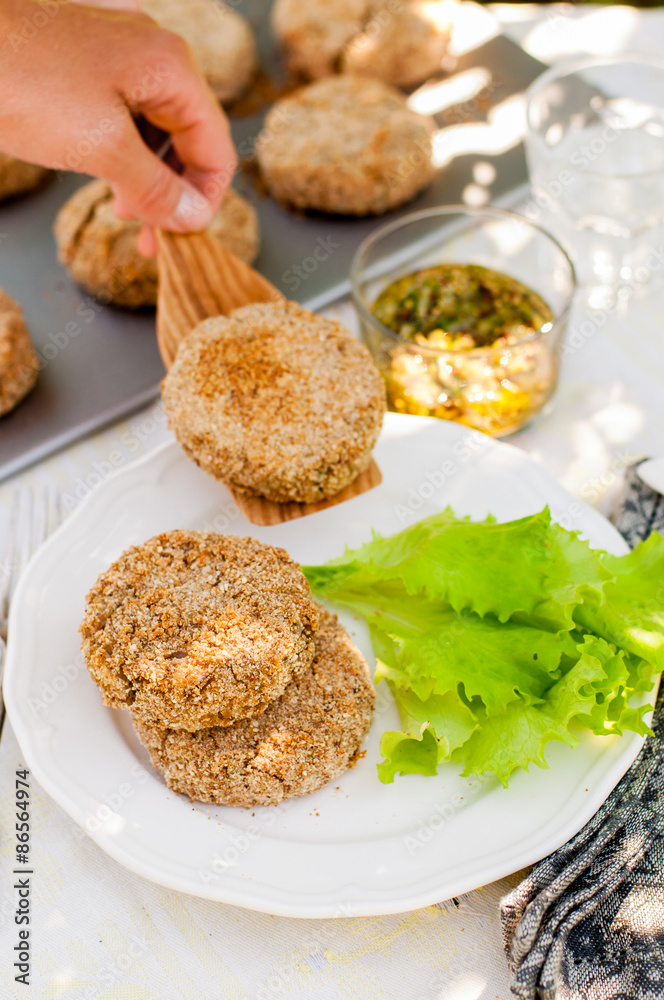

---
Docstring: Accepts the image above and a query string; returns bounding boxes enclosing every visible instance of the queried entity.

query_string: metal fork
[0,486,62,733]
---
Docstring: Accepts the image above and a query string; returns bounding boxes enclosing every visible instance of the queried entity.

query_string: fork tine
[1,486,63,626]
[31,484,52,553]
[1,486,63,733]
[0,490,23,626]
[8,487,33,608]
[49,487,63,537]
[26,485,62,556]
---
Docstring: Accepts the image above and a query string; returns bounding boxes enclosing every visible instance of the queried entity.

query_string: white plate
[638,457,664,496]
[4,414,644,918]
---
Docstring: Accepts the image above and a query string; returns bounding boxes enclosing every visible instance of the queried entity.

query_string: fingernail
[172,185,214,231]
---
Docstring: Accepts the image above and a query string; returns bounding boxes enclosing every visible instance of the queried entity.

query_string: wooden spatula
[156,232,382,524]
[155,229,283,368]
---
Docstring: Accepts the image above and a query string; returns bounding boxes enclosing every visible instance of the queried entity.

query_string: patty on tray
[272,0,451,88]
[54,181,259,309]
[0,152,49,203]
[256,75,436,216]
[0,289,39,417]
[140,0,257,104]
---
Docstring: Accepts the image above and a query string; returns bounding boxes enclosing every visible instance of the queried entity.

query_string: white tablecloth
[2,6,664,998]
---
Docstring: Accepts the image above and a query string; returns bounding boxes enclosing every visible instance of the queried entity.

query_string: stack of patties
[80,530,374,807]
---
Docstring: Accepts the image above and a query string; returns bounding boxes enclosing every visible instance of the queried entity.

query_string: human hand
[0,0,237,252]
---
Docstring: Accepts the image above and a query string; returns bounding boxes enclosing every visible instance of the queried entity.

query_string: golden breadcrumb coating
[80,531,319,731]
[0,152,49,202]
[136,607,375,807]
[256,75,436,216]
[272,0,450,88]
[161,301,386,503]
[140,0,257,104]
[54,180,260,308]
[0,289,39,417]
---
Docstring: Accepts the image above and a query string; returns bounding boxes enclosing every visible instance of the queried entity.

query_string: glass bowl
[350,205,576,437]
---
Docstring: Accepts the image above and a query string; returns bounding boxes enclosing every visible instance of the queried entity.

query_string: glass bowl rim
[350,204,576,358]
[525,52,664,181]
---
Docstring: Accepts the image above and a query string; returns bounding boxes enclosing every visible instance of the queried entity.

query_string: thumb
[104,130,216,233]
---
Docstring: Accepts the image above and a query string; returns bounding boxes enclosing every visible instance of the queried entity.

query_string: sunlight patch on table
[408,67,492,116]
[50,971,78,994]
[432,93,526,168]
[473,161,497,186]
[447,1,499,57]
[462,183,490,207]
[589,402,645,445]
[437,972,486,1000]
[524,6,639,62]
[489,3,543,23]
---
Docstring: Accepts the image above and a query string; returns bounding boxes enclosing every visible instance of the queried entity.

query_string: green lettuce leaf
[377,684,477,782]
[574,532,664,670]
[303,508,662,786]
[305,507,610,627]
[569,635,652,736]
[370,606,576,714]
[446,641,617,784]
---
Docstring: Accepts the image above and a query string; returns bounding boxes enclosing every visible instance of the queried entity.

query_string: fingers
[0,0,236,238]
[137,99,236,218]
[111,193,135,220]
[111,196,158,259]
[122,30,237,216]
[105,120,217,232]
[137,225,157,257]
[112,193,157,257]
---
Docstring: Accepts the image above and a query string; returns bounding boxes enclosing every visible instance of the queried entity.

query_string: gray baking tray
[0,4,546,482]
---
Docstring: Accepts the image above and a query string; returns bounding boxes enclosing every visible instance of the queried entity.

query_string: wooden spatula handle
[156,230,284,369]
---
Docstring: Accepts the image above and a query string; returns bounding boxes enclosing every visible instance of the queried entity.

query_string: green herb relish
[371,263,554,350]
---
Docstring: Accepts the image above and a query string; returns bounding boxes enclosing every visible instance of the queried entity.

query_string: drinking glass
[525,54,664,304]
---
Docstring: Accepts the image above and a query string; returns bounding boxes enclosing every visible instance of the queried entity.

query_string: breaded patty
[256,75,436,215]
[80,531,319,731]
[0,153,49,203]
[343,1,451,87]
[0,289,39,417]
[272,0,366,79]
[272,0,450,88]
[140,0,257,104]
[161,301,386,503]
[135,607,375,807]
[54,180,260,309]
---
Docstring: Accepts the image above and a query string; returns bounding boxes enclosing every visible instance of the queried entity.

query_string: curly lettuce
[304,508,662,786]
